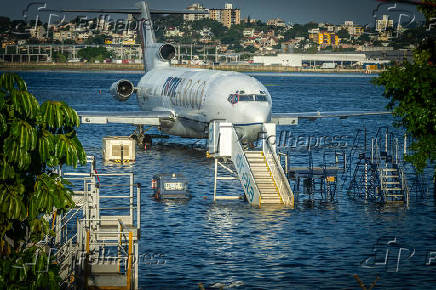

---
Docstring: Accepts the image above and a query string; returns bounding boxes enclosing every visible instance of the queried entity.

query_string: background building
[184,3,209,21]
[184,3,241,28]
[376,15,394,32]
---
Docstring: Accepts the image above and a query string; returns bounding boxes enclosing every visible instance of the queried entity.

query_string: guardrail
[263,138,294,207]
[231,128,262,206]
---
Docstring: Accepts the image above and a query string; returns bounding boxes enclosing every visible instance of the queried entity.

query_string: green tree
[372,0,436,194]
[0,73,86,289]
[283,23,312,41]
[53,52,67,63]
[337,29,350,39]
[78,47,112,62]
[0,16,10,34]
[356,33,370,44]
[189,19,227,39]
[85,34,107,45]
[221,25,244,45]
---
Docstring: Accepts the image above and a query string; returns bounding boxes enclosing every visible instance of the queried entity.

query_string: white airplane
[67,2,390,144]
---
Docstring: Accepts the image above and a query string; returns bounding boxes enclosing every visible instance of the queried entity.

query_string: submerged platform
[288,167,341,178]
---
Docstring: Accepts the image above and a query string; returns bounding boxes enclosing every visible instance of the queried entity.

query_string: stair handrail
[263,138,294,207]
[373,138,386,196]
[341,128,364,187]
[231,128,262,206]
[399,166,410,206]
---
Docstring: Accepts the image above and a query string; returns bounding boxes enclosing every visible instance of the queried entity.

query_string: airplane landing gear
[130,125,152,148]
[130,125,168,149]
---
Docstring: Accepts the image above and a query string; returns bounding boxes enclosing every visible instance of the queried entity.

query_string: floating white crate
[103,136,136,162]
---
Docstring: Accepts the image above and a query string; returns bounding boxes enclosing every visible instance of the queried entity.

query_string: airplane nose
[243,104,271,123]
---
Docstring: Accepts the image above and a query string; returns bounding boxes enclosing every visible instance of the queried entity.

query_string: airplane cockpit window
[228,94,238,104]
[255,95,267,102]
[227,92,268,104]
[239,95,255,101]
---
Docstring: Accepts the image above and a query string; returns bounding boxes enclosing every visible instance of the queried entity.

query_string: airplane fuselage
[136,67,272,140]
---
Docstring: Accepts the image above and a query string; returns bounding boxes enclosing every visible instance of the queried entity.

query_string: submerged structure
[53,156,141,289]
[345,127,421,205]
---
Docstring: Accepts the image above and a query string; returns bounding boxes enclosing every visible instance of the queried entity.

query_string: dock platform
[53,156,141,289]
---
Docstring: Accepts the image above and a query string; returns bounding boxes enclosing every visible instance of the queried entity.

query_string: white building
[184,3,209,21]
[253,53,377,67]
[376,15,394,32]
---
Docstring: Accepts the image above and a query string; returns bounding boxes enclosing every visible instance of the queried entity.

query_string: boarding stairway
[347,127,410,204]
[209,121,294,207]
[245,151,282,204]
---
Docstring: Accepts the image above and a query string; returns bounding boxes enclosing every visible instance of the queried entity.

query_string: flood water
[13,70,436,289]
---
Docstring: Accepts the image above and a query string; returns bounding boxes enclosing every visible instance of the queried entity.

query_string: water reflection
[20,71,435,289]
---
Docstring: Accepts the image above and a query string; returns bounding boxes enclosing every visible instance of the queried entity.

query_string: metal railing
[230,128,262,206]
[51,155,140,289]
[263,138,294,207]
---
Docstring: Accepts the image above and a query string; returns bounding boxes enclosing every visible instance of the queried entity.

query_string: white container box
[103,136,136,162]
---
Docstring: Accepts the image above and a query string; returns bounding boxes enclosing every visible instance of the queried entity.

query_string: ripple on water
[16,71,436,289]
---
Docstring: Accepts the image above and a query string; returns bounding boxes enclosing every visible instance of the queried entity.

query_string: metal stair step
[253,173,271,177]
[256,183,276,187]
[259,191,278,196]
[386,194,404,197]
[261,199,282,204]
[383,181,400,185]
[382,168,398,172]
[261,194,280,198]
[251,167,269,175]
[253,176,271,180]
[247,160,266,164]
[258,188,277,193]
[248,163,268,167]
[384,187,402,191]
[258,187,278,192]
[384,175,399,178]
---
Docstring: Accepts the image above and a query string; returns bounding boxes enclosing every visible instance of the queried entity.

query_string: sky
[2,0,423,26]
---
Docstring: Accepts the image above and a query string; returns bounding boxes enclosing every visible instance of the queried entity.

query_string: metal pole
[364,163,368,200]
[403,133,407,155]
[135,243,139,289]
[371,138,374,163]
[214,158,218,201]
[130,173,134,220]
[385,129,388,153]
[136,184,140,229]
[364,127,367,154]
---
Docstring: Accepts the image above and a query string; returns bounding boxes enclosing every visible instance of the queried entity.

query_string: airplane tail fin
[136,1,155,48]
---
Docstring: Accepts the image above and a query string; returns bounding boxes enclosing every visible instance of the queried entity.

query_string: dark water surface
[11,71,436,289]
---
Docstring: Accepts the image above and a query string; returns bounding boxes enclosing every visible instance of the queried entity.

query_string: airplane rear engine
[110,79,134,101]
[159,44,176,61]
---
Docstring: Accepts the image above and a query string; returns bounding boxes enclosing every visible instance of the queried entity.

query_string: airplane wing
[78,111,174,126]
[272,111,392,125]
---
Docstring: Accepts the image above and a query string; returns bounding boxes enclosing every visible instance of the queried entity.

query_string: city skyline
[1,0,423,26]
